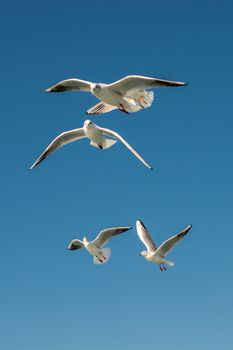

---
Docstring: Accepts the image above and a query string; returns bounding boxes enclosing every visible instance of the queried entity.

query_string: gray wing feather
[46,78,93,92]
[92,226,132,248]
[108,75,187,95]
[136,220,157,252]
[30,128,85,170]
[156,225,192,257]
[97,126,153,170]
[67,239,84,250]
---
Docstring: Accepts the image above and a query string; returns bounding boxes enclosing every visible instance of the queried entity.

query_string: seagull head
[139,250,147,257]
[92,83,101,92]
[83,120,93,128]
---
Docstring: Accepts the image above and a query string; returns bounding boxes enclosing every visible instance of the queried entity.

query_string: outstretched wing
[156,225,192,257]
[67,239,84,250]
[97,126,153,170]
[30,128,85,170]
[86,102,117,115]
[92,226,132,248]
[136,220,157,252]
[46,78,93,92]
[108,75,187,95]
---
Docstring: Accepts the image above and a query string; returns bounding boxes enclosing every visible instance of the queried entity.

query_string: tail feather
[163,259,175,267]
[124,90,154,112]
[103,138,117,149]
[90,138,117,150]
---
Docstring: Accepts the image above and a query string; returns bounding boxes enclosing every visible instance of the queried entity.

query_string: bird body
[83,119,105,148]
[46,74,187,115]
[136,220,192,271]
[68,226,131,265]
[82,237,109,264]
[30,120,152,170]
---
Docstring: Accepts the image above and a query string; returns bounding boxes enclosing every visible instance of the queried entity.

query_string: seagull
[68,226,132,264]
[45,74,187,115]
[136,220,192,271]
[29,120,153,170]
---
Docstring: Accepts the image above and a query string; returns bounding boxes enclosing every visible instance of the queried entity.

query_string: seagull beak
[138,252,142,256]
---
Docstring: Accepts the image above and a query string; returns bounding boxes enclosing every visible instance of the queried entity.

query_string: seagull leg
[97,256,103,263]
[98,144,103,149]
[100,252,106,261]
[162,263,167,271]
[119,104,130,115]
[159,265,164,271]
[139,96,146,108]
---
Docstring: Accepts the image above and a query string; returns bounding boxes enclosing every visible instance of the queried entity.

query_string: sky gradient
[0,1,233,349]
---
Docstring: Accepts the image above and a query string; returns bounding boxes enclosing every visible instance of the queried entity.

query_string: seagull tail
[144,91,154,108]
[93,247,111,265]
[103,138,117,149]
[90,139,117,149]
[163,259,175,267]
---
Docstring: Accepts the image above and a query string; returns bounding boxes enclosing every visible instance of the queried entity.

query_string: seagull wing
[67,239,84,250]
[97,126,153,170]
[108,75,187,95]
[92,226,132,248]
[155,224,192,257]
[30,128,86,170]
[136,220,157,252]
[46,78,93,92]
[86,102,117,115]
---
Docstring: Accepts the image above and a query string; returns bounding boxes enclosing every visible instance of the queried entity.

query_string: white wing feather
[97,126,153,170]
[92,227,131,248]
[155,225,192,257]
[46,78,93,92]
[136,220,157,252]
[108,75,187,95]
[30,128,85,170]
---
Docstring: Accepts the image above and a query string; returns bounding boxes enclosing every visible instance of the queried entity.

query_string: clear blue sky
[0,1,233,349]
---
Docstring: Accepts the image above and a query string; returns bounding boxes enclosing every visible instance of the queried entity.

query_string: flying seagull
[68,226,132,264]
[45,74,187,115]
[29,120,153,170]
[136,220,192,271]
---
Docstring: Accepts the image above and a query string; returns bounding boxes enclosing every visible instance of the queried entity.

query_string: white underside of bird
[136,220,192,271]
[68,226,131,264]
[45,74,187,116]
[29,120,153,170]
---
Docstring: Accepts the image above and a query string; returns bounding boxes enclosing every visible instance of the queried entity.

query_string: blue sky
[0,1,233,349]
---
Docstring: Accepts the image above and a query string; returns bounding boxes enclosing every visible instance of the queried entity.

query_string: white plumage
[46,74,187,115]
[136,220,192,271]
[68,226,132,264]
[29,120,153,170]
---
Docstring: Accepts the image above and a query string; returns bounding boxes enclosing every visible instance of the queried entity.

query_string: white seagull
[136,220,192,271]
[45,74,187,115]
[68,226,132,264]
[29,120,153,170]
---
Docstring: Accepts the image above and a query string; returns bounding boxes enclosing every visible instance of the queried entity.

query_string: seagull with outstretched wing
[29,120,153,171]
[136,220,192,271]
[68,226,132,264]
[46,74,187,115]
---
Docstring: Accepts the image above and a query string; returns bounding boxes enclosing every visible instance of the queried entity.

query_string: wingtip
[29,164,35,171]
